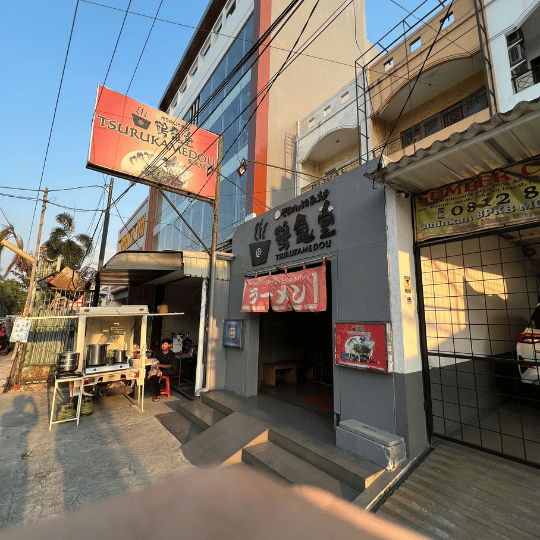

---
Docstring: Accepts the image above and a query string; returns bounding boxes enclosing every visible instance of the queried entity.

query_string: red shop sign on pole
[241,264,326,313]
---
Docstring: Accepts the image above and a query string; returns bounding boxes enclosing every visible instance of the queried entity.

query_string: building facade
[485,0,540,112]
[155,0,371,252]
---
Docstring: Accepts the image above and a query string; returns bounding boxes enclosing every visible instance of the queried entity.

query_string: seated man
[148,338,178,402]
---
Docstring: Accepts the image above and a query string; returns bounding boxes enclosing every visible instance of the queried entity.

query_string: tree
[0,225,32,279]
[44,213,92,272]
[0,278,27,315]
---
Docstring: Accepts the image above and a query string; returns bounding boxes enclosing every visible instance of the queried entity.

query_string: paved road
[0,385,194,532]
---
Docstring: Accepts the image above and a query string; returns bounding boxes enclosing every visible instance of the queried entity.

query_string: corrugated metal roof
[368,97,540,193]
[97,250,230,286]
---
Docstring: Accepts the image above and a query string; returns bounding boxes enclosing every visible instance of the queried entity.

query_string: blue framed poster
[223,319,244,348]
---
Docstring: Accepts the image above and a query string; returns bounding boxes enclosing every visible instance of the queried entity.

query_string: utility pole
[92,179,114,306]
[196,136,222,396]
[6,188,49,390]
[23,188,48,317]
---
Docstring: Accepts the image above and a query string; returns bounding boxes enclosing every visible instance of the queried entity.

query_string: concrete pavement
[0,380,194,532]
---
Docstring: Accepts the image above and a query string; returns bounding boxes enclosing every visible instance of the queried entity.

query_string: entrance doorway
[419,225,540,466]
[258,265,333,416]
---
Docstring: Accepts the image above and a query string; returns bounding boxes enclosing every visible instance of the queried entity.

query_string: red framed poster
[335,322,390,372]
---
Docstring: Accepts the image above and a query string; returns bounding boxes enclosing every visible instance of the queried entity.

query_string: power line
[136,0,312,225]
[139,0,308,181]
[125,0,164,95]
[151,0,355,233]
[374,0,455,173]
[27,0,80,248]
[147,0,352,224]
[0,185,108,193]
[101,0,132,90]
[80,0,358,70]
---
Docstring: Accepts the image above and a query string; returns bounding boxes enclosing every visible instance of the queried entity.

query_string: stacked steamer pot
[56,351,80,375]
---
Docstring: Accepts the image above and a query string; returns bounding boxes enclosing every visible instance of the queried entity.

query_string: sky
[0,0,442,277]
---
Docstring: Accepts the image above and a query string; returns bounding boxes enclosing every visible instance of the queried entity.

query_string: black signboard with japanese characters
[248,188,337,268]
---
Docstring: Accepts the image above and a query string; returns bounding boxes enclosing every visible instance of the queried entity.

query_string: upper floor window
[410,37,421,53]
[441,12,454,30]
[226,1,236,22]
[384,58,394,72]
[507,28,526,70]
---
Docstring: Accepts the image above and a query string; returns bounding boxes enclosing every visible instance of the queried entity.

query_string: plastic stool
[159,376,170,398]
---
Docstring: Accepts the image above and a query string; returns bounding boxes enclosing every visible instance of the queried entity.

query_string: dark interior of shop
[258,263,334,417]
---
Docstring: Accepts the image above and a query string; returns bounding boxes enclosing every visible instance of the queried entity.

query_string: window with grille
[400,90,487,149]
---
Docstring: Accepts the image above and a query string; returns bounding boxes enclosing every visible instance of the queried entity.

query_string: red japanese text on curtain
[241,264,326,312]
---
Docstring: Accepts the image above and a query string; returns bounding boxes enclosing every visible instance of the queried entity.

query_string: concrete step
[268,431,380,494]
[155,411,202,444]
[243,441,360,502]
[176,400,225,431]
[201,392,235,416]
[181,412,269,466]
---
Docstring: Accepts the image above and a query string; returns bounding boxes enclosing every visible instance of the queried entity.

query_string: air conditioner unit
[506,28,524,47]
[508,43,527,68]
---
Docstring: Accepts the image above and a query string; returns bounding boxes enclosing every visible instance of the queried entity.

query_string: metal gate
[418,224,540,466]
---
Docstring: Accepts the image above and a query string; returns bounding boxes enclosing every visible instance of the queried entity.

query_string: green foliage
[0,278,27,315]
[44,213,92,271]
[0,225,32,279]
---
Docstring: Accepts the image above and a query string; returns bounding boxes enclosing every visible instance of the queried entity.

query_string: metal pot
[109,349,127,364]
[86,344,108,366]
[56,351,80,373]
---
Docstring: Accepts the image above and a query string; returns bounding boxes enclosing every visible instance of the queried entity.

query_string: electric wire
[125,0,164,95]
[147,0,334,231]
[0,185,108,193]
[388,0,474,58]
[138,0,308,182]
[147,0,352,226]
[150,0,353,228]
[27,0,80,248]
[374,0,455,173]
[100,0,132,90]
[85,178,108,238]
[80,0,358,70]
[122,0,483,222]
[137,0,315,227]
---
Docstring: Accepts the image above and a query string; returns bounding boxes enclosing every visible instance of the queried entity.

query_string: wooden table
[263,363,303,387]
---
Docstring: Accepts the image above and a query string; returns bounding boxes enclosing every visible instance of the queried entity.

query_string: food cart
[49,305,189,429]
[50,305,149,429]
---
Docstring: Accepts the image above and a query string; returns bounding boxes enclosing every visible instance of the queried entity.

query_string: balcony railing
[371,90,487,158]
[513,66,540,93]
[301,159,359,193]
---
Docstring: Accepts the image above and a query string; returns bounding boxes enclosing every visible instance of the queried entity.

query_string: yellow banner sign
[415,159,540,243]
[120,213,146,251]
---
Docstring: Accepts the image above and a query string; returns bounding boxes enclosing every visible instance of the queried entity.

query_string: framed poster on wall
[223,319,245,348]
[335,322,390,372]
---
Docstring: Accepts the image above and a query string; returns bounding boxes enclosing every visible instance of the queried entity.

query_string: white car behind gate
[517,304,540,385]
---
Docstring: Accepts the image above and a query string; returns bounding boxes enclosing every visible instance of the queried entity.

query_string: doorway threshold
[259,381,333,418]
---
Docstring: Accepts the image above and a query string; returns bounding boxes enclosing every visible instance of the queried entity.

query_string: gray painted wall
[224,164,428,458]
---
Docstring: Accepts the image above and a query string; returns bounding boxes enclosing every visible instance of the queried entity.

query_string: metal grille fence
[23,288,95,366]
[419,226,540,466]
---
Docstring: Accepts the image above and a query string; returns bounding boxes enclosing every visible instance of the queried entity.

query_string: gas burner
[56,371,83,379]
[84,363,130,375]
